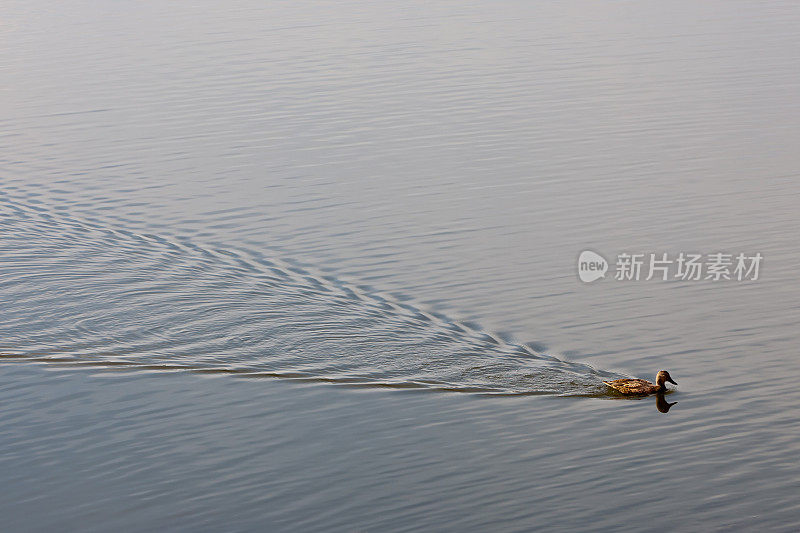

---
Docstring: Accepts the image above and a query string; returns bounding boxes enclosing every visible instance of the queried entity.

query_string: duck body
[604,370,677,396]
[603,378,662,395]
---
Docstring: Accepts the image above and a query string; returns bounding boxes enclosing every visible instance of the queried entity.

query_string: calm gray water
[2,1,800,531]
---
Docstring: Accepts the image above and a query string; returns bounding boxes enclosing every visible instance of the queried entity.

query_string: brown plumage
[604,370,677,396]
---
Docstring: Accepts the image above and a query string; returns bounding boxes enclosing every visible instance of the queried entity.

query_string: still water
[2,1,800,530]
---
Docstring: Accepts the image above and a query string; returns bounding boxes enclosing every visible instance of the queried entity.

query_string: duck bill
[667,378,677,385]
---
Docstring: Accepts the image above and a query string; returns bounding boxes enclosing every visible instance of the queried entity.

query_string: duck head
[656,370,677,388]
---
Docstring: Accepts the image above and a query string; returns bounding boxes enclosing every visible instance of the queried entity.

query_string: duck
[604,370,677,395]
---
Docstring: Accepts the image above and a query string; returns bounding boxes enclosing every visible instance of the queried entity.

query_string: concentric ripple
[0,193,619,395]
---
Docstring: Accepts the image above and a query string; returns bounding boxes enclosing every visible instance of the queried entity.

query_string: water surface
[2,0,800,531]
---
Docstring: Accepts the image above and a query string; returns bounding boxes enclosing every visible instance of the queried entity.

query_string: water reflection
[656,392,678,413]
[605,390,678,413]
